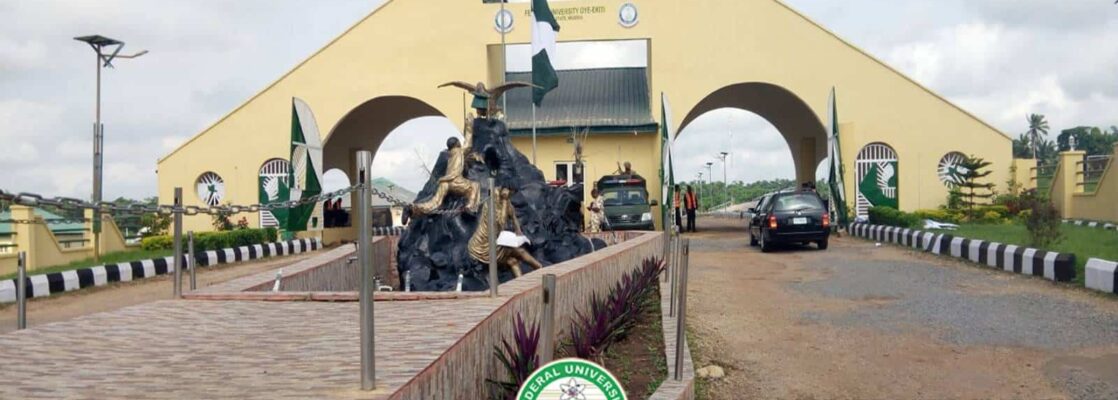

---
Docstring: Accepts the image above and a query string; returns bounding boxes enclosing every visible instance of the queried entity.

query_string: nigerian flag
[660,93,676,229]
[531,0,560,106]
[287,98,323,232]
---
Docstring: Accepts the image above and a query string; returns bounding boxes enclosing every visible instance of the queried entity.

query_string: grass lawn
[929,223,1118,285]
[1,248,173,281]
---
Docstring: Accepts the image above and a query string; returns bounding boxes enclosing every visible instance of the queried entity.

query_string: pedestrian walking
[685,185,698,232]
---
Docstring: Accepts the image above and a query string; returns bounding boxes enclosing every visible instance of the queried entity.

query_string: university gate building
[157,0,1013,233]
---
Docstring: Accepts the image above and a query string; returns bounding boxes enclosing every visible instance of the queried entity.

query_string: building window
[195,172,226,207]
[554,161,584,187]
[854,143,899,218]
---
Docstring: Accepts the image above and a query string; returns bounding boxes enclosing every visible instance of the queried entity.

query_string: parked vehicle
[748,190,830,252]
[596,174,658,231]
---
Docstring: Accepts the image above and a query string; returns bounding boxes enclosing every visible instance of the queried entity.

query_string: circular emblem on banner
[517,358,627,400]
[618,3,639,28]
[495,9,514,33]
[938,152,969,187]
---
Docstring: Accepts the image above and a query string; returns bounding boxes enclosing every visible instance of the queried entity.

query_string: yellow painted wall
[0,207,137,275]
[1051,146,1118,222]
[158,0,1013,233]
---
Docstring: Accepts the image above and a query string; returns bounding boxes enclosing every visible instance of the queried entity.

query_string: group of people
[673,185,699,233]
[584,183,701,234]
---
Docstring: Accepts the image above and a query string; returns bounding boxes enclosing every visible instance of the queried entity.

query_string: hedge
[868,206,921,228]
[141,228,278,253]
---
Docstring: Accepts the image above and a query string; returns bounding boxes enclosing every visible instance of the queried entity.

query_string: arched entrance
[678,82,828,186]
[322,95,448,174]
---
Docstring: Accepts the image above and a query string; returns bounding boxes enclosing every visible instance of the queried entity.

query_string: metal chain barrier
[0,185,364,218]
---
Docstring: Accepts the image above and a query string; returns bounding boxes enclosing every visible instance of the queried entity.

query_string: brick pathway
[0,298,503,399]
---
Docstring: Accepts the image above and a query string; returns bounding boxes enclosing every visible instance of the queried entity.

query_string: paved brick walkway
[0,298,504,399]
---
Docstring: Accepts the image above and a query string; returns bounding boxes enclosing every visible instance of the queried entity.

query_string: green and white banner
[531,0,560,106]
[287,97,323,232]
[826,88,850,227]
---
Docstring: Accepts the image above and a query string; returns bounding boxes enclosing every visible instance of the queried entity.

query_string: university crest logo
[516,359,626,400]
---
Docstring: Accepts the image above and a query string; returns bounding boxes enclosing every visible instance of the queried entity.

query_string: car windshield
[602,189,648,206]
[772,194,824,211]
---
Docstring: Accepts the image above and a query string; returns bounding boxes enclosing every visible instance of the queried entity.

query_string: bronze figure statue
[468,186,544,277]
[411,114,482,215]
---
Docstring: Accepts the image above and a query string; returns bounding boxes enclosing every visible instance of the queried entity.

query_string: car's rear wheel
[760,231,772,253]
[817,239,829,250]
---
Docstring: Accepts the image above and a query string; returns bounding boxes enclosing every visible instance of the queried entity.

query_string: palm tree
[1026,114,1050,159]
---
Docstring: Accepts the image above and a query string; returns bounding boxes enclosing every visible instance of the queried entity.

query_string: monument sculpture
[396,81,605,291]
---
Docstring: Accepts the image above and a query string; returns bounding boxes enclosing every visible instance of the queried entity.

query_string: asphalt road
[685,217,1118,400]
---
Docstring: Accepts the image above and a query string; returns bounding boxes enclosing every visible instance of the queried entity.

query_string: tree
[1026,114,1050,159]
[1057,126,1118,156]
[958,155,996,212]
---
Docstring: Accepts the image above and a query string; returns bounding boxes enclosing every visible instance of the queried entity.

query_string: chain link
[0,185,363,217]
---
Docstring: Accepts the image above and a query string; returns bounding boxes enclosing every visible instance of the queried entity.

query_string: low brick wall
[390,231,665,399]
[850,223,1076,282]
[650,273,696,400]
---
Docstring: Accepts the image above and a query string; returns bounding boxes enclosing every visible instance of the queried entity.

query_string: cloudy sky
[2,1,1116,199]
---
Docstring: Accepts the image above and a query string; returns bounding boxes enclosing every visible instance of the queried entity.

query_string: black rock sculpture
[396,118,606,291]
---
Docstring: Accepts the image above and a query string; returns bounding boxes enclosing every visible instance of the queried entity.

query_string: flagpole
[500,0,507,116]
[532,104,538,165]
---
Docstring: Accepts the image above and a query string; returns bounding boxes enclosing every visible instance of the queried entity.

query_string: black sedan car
[748,191,830,252]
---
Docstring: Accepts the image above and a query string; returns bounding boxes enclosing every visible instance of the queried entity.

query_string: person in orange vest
[672,184,683,232]
[685,185,699,232]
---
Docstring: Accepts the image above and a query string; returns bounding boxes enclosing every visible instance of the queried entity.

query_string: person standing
[685,185,698,233]
[672,184,683,232]
[587,188,605,233]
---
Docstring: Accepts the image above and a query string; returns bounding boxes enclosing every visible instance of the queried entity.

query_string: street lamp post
[696,172,704,211]
[718,152,730,210]
[704,162,714,210]
[74,35,147,262]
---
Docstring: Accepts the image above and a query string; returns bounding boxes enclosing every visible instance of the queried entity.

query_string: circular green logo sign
[516,358,627,400]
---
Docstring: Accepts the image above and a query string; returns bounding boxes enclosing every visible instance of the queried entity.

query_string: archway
[322,95,448,174]
[678,82,828,186]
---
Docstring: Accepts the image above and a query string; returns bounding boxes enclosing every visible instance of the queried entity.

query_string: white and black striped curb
[1085,258,1118,294]
[0,238,322,303]
[372,226,405,236]
[1062,220,1117,230]
[850,223,1076,282]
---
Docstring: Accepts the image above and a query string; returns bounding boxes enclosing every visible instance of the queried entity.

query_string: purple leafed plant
[487,313,540,400]
[569,257,665,361]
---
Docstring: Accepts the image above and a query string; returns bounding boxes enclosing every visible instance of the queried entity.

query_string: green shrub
[140,228,279,253]
[141,236,173,251]
[913,209,961,224]
[980,210,1004,224]
[1025,200,1063,248]
[868,206,921,228]
[976,205,1010,219]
